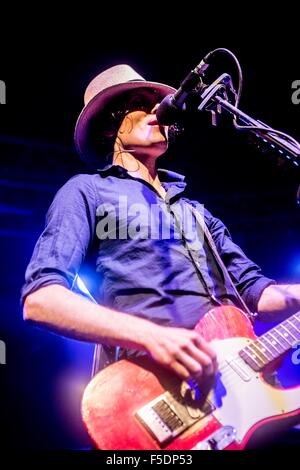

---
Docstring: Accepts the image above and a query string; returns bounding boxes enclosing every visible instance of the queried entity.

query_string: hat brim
[74,80,176,169]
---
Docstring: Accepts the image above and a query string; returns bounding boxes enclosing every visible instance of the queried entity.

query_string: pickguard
[210,337,300,444]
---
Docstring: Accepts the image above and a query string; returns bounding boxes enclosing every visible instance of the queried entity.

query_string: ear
[118,114,134,135]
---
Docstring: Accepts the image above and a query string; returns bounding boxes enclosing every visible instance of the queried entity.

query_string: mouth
[147,117,167,139]
[147,118,159,126]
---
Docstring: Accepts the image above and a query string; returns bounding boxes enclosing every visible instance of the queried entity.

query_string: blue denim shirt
[21,165,274,329]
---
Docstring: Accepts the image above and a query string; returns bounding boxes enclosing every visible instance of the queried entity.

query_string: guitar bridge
[136,389,214,446]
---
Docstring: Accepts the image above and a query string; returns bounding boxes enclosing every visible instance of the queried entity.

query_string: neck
[239,310,300,371]
[113,149,166,198]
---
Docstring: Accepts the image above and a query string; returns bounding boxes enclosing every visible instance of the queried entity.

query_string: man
[22,64,300,385]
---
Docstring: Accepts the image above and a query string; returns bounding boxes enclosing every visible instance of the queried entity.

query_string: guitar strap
[187,206,281,388]
[186,204,257,323]
[90,202,257,377]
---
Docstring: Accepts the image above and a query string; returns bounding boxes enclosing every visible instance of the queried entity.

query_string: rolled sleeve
[204,209,276,313]
[20,174,99,305]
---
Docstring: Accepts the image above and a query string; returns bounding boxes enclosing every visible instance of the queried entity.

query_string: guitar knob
[208,438,218,450]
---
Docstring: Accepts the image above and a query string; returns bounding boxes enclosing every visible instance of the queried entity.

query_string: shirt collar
[98,164,187,201]
[98,164,186,183]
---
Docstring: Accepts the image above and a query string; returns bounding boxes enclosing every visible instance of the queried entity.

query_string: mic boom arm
[197,73,300,168]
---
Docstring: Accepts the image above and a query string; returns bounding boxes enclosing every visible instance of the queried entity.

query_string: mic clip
[197,73,237,126]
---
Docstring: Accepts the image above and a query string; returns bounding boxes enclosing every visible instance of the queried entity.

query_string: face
[115,91,168,158]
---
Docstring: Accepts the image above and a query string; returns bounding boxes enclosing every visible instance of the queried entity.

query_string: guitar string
[183,321,300,388]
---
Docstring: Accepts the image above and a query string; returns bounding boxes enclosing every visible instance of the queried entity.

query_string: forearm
[257,284,300,321]
[23,285,219,382]
[23,284,158,351]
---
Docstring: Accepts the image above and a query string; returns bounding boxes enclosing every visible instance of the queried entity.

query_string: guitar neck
[239,311,300,372]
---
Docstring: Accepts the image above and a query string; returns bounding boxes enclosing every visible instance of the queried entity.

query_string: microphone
[156,58,210,126]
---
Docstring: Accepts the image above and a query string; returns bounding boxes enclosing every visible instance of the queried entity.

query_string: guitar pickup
[136,390,214,446]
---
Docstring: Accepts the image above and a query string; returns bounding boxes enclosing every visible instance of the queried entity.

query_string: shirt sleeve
[204,208,276,313]
[20,174,99,305]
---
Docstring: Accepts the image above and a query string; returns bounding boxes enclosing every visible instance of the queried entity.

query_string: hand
[145,324,218,383]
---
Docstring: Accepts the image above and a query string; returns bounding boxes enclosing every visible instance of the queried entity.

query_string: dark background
[0,9,299,449]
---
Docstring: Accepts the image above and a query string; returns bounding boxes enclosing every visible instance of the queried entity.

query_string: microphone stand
[194,73,300,203]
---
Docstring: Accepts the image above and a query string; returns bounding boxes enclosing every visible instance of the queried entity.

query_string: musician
[21,64,300,386]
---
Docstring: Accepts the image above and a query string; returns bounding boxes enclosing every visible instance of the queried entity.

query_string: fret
[285,320,300,339]
[270,329,290,349]
[276,324,297,345]
[247,342,269,365]
[239,312,300,372]
[264,332,285,354]
[289,317,300,332]
[258,337,278,359]
[255,339,275,361]
[290,316,300,331]
[239,349,261,372]
[239,346,265,371]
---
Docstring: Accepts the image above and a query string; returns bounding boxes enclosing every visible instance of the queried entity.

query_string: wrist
[134,319,162,352]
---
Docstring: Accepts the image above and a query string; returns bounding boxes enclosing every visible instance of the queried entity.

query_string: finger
[193,334,217,362]
[149,344,191,380]
[183,343,215,375]
[213,355,219,374]
[175,349,203,377]
[170,360,191,381]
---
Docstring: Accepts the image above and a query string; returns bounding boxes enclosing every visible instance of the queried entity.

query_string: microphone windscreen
[156,94,183,126]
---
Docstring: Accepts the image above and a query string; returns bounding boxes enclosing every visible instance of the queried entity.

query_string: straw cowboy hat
[74,64,176,169]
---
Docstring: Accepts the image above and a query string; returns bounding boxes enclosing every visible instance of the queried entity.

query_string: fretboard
[239,311,300,372]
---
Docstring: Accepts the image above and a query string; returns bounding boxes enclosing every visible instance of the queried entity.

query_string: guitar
[82,306,300,450]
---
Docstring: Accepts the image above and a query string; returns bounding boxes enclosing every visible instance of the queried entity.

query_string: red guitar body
[82,306,300,450]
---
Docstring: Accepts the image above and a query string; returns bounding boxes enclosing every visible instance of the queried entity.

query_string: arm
[257,284,300,321]
[22,177,216,382]
[24,284,217,381]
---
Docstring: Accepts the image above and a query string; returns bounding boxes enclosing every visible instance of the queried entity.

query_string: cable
[202,48,300,153]
[202,48,243,108]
